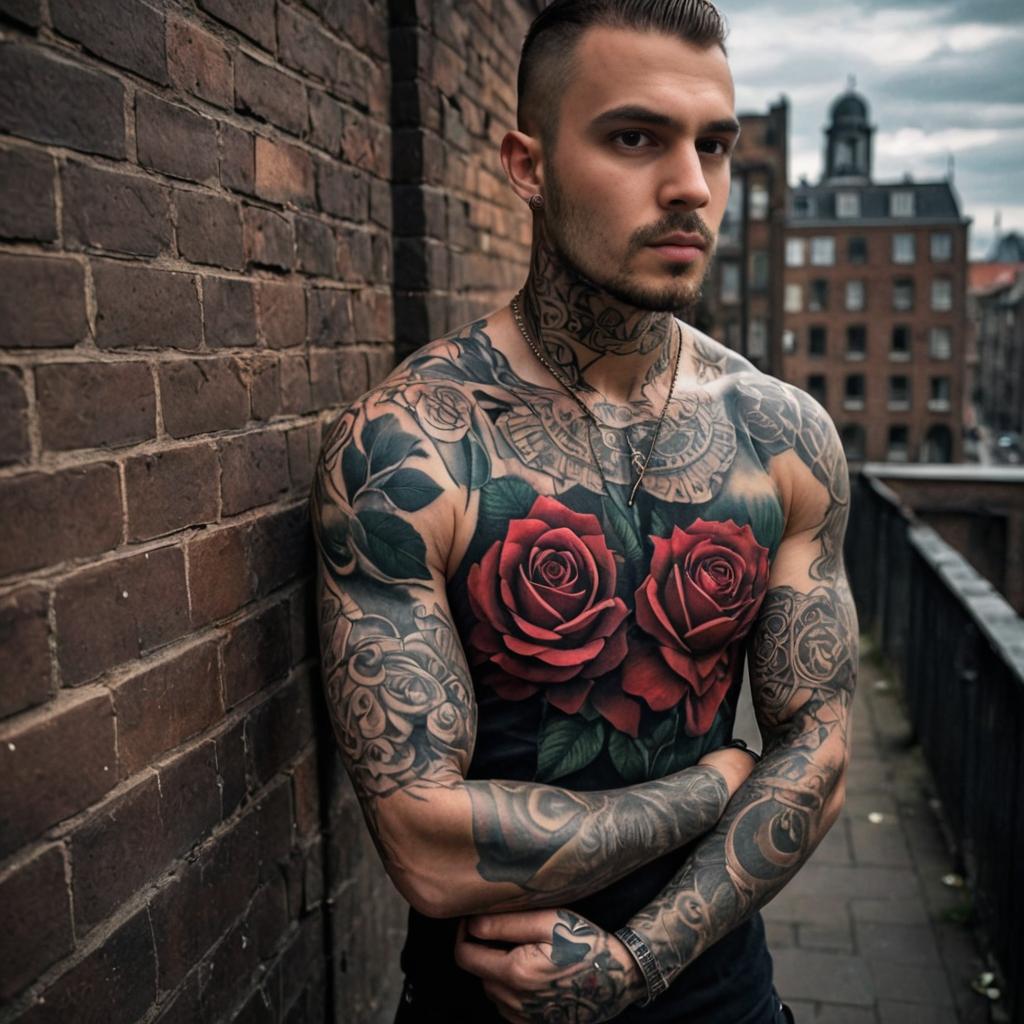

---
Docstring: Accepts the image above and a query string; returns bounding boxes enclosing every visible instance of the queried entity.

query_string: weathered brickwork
[0,1,536,1022]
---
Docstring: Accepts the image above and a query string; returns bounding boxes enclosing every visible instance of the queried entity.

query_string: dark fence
[847,470,1024,1023]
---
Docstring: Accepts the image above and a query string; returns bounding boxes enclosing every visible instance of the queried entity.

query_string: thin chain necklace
[510,289,683,507]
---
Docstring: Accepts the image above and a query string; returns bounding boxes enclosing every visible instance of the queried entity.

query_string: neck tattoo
[510,289,683,507]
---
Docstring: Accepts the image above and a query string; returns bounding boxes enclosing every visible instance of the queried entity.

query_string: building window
[809,325,827,357]
[750,250,769,290]
[793,194,814,217]
[929,326,952,359]
[931,232,953,262]
[810,236,836,266]
[841,424,866,461]
[890,324,911,361]
[844,374,865,410]
[887,425,909,462]
[725,319,741,350]
[890,191,916,217]
[848,236,868,264]
[720,180,743,245]
[888,375,911,410]
[782,329,796,354]
[809,279,830,312]
[786,238,806,267]
[892,233,916,264]
[720,262,740,304]
[893,278,915,311]
[784,283,803,313]
[748,319,769,360]
[846,325,867,360]
[931,278,953,312]
[750,183,770,221]
[836,192,861,218]
[929,376,951,411]
[845,280,866,311]
[807,374,827,405]
[923,424,953,463]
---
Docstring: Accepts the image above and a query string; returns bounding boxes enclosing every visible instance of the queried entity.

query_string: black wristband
[723,738,762,763]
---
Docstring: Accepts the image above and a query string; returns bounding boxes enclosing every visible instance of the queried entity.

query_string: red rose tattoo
[467,496,630,725]
[630,519,770,736]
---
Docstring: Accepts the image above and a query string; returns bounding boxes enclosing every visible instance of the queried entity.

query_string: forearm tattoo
[628,581,857,980]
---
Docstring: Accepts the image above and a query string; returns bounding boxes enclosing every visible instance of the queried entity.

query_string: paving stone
[809,818,854,866]
[854,923,941,967]
[772,949,874,1007]
[798,921,856,954]
[843,793,900,818]
[850,898,930,927]
[849,819,913,868]
[877,1001,958,1023]
[764,893,850,928]
[783,1001,877,1024]
[765,918,797,950]
[867,960,954,1007]
[781,863,919,901]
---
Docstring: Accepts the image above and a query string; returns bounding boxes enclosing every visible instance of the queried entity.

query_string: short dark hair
[517,0,729,149]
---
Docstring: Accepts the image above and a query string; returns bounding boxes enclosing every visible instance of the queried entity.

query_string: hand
[454,908,645,1023]
[698,743,759,797]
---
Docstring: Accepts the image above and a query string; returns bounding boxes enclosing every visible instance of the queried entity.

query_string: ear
[500,129,544,203]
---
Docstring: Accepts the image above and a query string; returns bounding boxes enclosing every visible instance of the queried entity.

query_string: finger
[454,934,512,982]
[467,909,556,945]
[483,980,529,1024]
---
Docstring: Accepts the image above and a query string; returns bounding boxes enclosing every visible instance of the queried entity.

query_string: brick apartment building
[700,98,788,376]
[782,88,970,464]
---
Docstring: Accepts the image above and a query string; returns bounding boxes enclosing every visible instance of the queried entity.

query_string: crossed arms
[311,376,856,1016]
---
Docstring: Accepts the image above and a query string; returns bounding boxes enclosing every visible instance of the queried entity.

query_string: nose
[658,143,712,210]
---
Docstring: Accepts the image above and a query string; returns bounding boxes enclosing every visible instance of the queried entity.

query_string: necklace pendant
[630,450,645,472]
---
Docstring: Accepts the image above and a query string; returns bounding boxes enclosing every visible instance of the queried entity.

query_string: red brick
[0,690,117,859]
[247,674,314,787]
[249,874,289,959]
[111,640,223,776]
[0,845,73,1001]
[62,160,172,257]
[277,5,338,83]
[196,914,261,1023]
[159,357,249,438]
[291,746,320,838]
[167,17,233,108]
[222,599,291,706]
[55,545,190,686]
[124,443,219,541]
[365,345,394,386]
[280,354,313,415]
[308,89,342,154]
[0,146,56,241]
[256,279,306,348]
[337,226,375,283]
[0,587,52,719]
[137,92,218,184]
[338,349,371,402]
[51,0,168,84]
[0,42,125,158]
[36,360,156,450]
[16,908,156,1024]
[288,584,315,667]
[243,205,294,270]
[0,0,41,28]
[287,422,319,490]
[0,463,122,576]
[220,121,255,195]
[215,717,248,817]
[352,288,392,343]
[93,261,201,350]
[186,524,254,627]
[148,780,292,989]
[309,349,341,407]
[254,136,315,207]
[157,738,221,859]
[316,161,369,221]
[0,365,29,465]
[308,287,354,346]
[249,504,311,599]
[68,774,163,933]
[199,0,275,51]
[219,429,290,515]
[295,215,336,277]
[0,254,87,348]
[203,276,257,347]
[175,189,243,269]
[249,354,282,420]
[235,53,306,137]
[152,975,199,1024]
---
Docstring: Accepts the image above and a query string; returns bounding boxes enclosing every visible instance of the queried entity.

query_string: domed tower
[822,78,874,182]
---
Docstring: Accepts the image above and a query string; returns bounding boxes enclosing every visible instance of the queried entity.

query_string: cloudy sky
[718,0,1024,258]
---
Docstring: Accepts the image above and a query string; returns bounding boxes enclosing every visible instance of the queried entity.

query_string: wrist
[613,925,669,1006]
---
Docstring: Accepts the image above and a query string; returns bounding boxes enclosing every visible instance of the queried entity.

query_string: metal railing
[847,470,1024,1023]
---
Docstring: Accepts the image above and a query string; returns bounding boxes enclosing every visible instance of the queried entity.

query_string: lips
[650,233,707,250]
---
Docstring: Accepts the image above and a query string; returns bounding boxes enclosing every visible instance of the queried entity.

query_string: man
[311,1,856,1021]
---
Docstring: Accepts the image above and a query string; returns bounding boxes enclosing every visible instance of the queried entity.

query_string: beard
[543,161,716,312]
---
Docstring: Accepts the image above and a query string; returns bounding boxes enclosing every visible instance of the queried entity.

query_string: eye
[698,138,731,157]
[612,129,656,150]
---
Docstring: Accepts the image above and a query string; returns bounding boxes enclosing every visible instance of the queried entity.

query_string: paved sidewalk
[759,642,997,1024]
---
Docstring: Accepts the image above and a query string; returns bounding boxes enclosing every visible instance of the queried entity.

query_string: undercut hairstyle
[517,0,729,151]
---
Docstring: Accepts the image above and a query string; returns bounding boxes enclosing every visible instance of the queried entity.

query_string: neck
[519,225,676,403]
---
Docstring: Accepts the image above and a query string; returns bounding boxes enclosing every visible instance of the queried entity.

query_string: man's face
[540,26,738,311]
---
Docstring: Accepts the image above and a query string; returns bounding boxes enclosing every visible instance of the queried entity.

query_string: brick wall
[0,1,533,1022]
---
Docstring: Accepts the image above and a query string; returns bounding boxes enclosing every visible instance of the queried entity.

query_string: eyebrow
[589,105,741,137]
